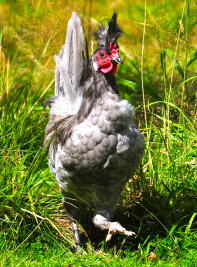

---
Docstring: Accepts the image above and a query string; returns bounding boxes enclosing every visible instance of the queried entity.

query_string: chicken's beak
[113,55,122,64]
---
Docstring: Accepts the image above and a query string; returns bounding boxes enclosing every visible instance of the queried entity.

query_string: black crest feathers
[93,12,122,49]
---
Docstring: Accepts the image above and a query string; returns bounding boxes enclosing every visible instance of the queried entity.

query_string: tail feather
[54,12,88,114]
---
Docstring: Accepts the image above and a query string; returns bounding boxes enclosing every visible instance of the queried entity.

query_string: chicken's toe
[106,222,135,242]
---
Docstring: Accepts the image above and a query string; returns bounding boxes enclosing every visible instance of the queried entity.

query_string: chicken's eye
[99,52,105,58]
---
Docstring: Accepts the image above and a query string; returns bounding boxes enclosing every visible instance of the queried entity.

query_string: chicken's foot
[92,214,135,242]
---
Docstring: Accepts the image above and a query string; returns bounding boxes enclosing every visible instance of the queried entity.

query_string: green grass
[0,0,197,266]
[1,228,197,266]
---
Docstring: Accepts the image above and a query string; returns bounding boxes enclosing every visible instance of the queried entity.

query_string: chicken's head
[93,43,121,74]
[93,12,122,74]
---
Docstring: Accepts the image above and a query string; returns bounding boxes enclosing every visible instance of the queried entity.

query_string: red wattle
[100,63,113,73]
[112,64,117,73]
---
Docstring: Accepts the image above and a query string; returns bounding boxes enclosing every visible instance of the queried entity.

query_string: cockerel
[44,12,144,249]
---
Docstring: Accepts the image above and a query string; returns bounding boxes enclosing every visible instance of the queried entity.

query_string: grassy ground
[0,0,196,266]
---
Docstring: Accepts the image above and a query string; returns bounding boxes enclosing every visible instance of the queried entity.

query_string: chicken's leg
[71,219,82,250]
[92,214,135,242]
[63,201,82,250]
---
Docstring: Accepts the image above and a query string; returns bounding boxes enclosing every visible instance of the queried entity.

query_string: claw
[105,222,135,242]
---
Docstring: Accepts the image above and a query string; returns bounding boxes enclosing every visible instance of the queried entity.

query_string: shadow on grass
[71,183,197,251]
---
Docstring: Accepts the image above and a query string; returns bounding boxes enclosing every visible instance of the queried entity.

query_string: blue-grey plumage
[44,12,144,247]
